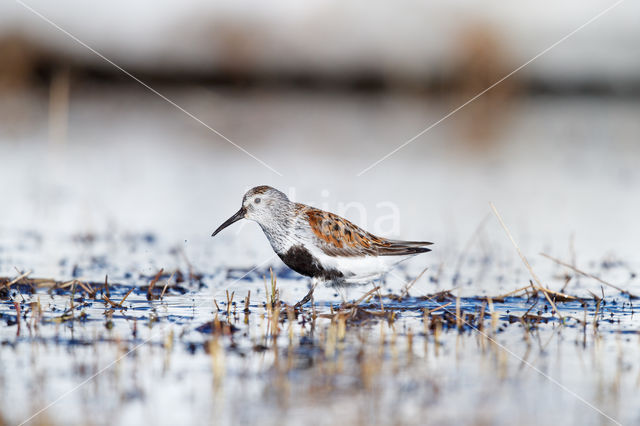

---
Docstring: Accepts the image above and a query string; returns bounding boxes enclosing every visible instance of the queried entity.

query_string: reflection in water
[0,232,638,425]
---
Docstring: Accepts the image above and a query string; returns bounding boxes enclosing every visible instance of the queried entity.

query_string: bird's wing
[301,206,432,257]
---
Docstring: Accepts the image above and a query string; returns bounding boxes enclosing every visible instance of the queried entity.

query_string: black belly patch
[278,245,343,280]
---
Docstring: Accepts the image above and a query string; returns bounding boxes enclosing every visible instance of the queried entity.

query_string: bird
[212,186,432,293]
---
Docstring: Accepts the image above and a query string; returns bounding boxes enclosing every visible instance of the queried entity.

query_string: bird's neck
[259,222,292,254]
[255,203,297,254]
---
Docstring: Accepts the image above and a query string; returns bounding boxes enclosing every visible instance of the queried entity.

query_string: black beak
[211,207,246,237]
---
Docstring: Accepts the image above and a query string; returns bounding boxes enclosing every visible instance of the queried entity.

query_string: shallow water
[1,232,639,426]
[1,89,640,425]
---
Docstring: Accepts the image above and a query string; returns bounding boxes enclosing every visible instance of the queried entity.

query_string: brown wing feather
[304,208,432,257]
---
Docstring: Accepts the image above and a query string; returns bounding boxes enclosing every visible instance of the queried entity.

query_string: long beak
[211,207,246,237]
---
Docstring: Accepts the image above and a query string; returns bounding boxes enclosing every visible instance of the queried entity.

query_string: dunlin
[212,186,432,292]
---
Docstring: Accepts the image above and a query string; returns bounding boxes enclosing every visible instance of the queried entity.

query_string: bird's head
[211,186,290,236]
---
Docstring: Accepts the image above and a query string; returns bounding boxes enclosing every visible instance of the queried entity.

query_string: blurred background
[3,4,640,425]
[1,0,639,278]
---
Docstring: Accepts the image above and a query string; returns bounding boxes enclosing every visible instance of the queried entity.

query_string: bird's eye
[254,198,261,204]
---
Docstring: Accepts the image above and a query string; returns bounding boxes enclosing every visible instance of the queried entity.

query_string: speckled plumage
[212,186,432,283]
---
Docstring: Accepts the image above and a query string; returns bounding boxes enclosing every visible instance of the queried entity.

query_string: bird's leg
[294,278,318,309]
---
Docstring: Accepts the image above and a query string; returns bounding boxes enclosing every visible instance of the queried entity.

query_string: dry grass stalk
[119,288,134,306]
[225,290,235,317]
[58,280,76,289]
[77,280,94,297]
[593,298,602,331]
[147,268,164,301]
[104,275,110,299]
[270,303,281,341]
[264,268,279,310]
[490,203,564,320]
[104,288,134,308]
[456,293,462,331]
[537,286,577,301]
[103,296,120,308]
[399,267,428,300]
[27,278,56,287]
[13,301,21,334]
[4,270,32,288]
[540,253,639,299]
[342,286,380,309]
[489,284,532,302]
[422,289,457,303]
[160,272,174,300]
[560,274,572,294]
[375,285,385,312]
[424,302,453,316]
[243,290,251,313]
[487,297,498,334]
